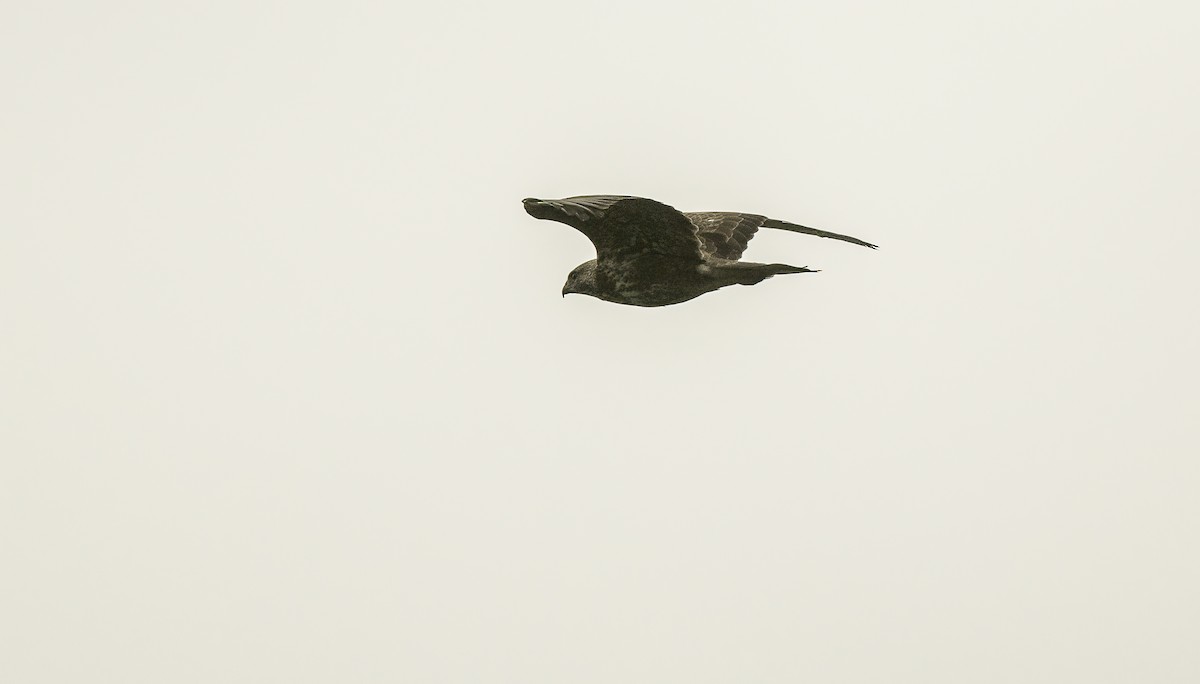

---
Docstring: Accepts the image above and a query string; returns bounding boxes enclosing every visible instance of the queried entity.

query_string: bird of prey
[523,195,876,307]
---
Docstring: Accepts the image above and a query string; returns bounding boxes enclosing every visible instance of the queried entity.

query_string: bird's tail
[722,262,818,286]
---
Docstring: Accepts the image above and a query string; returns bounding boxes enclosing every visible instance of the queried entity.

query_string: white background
[4,1,1198,681]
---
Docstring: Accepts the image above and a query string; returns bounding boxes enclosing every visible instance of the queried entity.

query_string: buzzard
[523,195,876,307]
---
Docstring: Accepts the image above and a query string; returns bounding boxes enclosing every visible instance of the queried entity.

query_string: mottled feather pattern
[685,212,764,260]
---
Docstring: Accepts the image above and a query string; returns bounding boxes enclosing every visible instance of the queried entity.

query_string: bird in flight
[523,195,876,307]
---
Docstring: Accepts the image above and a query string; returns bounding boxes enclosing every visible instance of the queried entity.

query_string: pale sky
[4,2,1199,682]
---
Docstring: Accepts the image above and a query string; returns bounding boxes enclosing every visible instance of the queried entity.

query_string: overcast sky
[4,1,1199,682]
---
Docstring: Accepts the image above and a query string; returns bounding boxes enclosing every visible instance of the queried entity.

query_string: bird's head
[562,260,599,299]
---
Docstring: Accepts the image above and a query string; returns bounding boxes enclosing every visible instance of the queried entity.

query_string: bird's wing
[763,215,878,249]
[529,196,703,263]
[685,212,764,260]
[528,195,632,225]
[686,212,879,259]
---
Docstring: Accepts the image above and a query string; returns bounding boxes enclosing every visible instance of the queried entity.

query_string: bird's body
[523,195,875,307]
[569,255,812,307]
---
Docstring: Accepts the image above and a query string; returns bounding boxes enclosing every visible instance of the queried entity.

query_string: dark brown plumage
[523,195,876,307]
